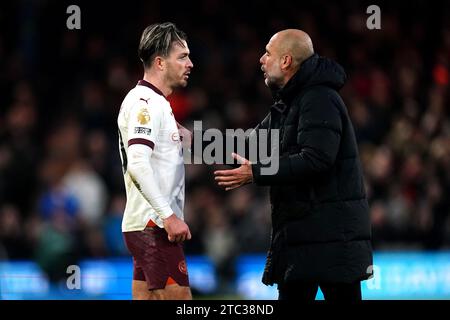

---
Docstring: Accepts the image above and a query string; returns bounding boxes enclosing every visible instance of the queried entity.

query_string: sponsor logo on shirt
[134,127,152,135]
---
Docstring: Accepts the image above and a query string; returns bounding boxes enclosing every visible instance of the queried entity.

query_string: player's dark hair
[138,22,187,68]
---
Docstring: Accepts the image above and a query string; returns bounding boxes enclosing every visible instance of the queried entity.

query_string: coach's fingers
[168,234,175,242]
[214,169,237,176]
[218,180,237,187]
[215,175,235,182]
[225,183,240,191]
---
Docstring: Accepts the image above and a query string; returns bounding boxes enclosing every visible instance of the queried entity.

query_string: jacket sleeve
[252,91,342,185]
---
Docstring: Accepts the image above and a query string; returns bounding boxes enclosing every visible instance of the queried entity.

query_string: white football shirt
[118,80,185,232]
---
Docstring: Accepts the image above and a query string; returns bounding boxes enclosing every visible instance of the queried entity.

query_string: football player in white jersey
[118,22,193,300]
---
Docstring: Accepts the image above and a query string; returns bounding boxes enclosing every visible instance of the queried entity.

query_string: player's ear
[154,56,165,71]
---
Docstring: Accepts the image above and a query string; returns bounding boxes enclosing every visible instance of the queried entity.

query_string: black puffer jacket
[251,54,373,285]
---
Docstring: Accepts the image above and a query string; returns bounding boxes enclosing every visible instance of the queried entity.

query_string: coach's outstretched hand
[214,153,253,191]
[163,214,192,242]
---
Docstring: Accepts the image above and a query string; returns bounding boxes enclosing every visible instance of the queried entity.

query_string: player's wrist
[159,205,174,220]
[162,213,176,221]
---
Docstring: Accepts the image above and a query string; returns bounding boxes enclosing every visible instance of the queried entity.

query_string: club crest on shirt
[171,132,181,142]
[137,108,150,125]
[178,260,188,275]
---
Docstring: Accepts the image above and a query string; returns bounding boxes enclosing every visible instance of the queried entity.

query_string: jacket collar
[275,53,319,104]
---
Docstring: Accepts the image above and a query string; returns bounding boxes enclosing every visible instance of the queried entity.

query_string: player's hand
[214,153,253,191]
[163,214,192,243]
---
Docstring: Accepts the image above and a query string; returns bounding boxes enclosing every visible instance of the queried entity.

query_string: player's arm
[127,143,172,218]
[127,144,191,242]
[126,102,191,242]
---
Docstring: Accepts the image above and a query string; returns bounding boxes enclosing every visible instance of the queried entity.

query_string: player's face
[164,40,193,89]
[260,37,284,90]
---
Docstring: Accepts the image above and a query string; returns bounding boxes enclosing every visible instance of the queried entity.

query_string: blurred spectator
[0,83,39,216]
[103,194,128,256]
[62,160,108,227]
[227,188,271,253]
[34,160,81,282]
[0,204,30,259]
[33,218,77,284]
[202,206,238,294]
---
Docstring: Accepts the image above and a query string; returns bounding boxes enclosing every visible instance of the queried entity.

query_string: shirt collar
[137,80,166,99]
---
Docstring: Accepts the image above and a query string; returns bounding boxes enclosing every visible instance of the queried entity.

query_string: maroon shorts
[123,227,189,290]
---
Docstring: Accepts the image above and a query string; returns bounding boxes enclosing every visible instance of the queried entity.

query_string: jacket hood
[276,54,347,103]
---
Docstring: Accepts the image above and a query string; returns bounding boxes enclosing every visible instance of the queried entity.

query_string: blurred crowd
[0,0,449,288]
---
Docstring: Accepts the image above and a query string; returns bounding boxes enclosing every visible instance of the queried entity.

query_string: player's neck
[142,73,172,97]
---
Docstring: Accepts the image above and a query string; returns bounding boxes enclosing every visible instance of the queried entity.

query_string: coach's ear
[280,54,293,71]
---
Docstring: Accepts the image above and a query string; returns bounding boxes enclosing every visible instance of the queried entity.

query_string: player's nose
[187,57,193,69]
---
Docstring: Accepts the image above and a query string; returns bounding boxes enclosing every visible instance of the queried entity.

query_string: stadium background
[0,0,449,299]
